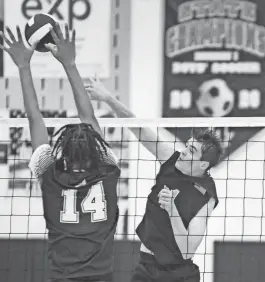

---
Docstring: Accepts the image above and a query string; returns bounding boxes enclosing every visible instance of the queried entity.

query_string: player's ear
[200,161,209,171]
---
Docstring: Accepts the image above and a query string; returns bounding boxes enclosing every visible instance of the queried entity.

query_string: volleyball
[24,13,58,52]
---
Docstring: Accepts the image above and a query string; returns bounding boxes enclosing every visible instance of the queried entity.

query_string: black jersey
[136,151,218,265]
[40,160,120,279]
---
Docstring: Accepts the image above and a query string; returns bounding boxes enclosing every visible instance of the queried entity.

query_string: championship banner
[163,0,265,156]
[4,0,111,78]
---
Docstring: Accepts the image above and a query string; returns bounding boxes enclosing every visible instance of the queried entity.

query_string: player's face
[175,138,209,176]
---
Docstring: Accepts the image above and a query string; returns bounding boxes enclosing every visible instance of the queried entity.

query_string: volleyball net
[1,117,265,282]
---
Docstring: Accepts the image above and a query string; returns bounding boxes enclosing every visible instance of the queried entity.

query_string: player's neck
[179,168,205,178]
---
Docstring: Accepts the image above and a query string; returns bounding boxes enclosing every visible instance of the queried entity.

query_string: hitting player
[86,78,222,282]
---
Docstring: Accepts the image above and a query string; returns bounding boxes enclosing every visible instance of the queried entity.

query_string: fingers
[85,85,93,91]
[50,22,75,46]
[94,73,100,82]
[55,22,64,41]
[158,199,170,207]
[0,43,10,53]
[158,187,179,202]
[71,29,76,44]
[86,92,92,99]
[158,198,170,204]
[86,76,96,84]
[31,40,40,51]
[6,26,17,42]
[0,26,23,45]
[87,75,101,85]
[65,23,70,41]
[0,31,12,46]
[87,74,101,85]
[159,196,171,204]
[16,26,23,42]
[44,43,57,55]
[159,189,171,197]
[172,190,179,198]
[50,29,60,45]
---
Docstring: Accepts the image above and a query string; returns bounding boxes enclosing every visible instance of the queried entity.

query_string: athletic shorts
[50,280,108,282]
[49,273,112,282]
[131,252,200,282]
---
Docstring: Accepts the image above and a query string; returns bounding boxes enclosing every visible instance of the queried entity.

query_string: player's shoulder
[160,150,180,167]
[100,146,121,177]
[29,143,55,180]
[193,174,218,207]
[101,146,118,164]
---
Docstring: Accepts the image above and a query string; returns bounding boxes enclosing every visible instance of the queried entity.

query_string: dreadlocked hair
[52,123,110,171]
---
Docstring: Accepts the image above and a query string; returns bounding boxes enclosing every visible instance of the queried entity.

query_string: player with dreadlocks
[0,23,120,282]
[52,123,110,172]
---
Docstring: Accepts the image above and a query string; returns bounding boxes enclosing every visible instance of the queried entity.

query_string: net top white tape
[1,117,265,127]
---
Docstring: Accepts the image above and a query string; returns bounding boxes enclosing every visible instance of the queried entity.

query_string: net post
[0,109,9,196]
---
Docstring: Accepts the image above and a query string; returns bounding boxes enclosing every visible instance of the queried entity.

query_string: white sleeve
[102,146,119,166]
[28,144,55,180]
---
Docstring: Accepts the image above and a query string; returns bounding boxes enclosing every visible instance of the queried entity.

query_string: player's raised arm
[85,78,177,163]
[45,23,103,137]
[0,26,49,151]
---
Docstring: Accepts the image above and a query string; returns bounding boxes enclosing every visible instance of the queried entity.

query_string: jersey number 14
[60,181,107,223]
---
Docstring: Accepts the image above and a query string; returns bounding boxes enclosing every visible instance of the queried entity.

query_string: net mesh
[0,119,264,282]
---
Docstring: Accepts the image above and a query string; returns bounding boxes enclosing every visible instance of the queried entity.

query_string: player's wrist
[18,63,31,71]
[105,94,117,104]
[62,61,76,69]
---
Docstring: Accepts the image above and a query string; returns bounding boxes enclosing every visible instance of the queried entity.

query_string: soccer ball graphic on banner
[196,79,235,117]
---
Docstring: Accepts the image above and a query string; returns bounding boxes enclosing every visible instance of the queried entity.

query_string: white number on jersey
[60,181,107,224]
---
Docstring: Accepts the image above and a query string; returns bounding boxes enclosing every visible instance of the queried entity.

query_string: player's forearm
[105,95,175,159]
[168,205,188,240]
[168,208,190,258]
[105,96,159,143]
[169,213,188,237]
[105,96,158,146]
[64,63,96,120]
[105,96,176,144]
[105,95,136,118]
[18,66,42,120]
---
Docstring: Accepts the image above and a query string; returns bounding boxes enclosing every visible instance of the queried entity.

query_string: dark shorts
[49,273,112,282]
[131,252,200,282]
[50,280,108,282]
[50,280,109,282]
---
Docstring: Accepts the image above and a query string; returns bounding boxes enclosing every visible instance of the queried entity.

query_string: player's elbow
[185,235,205,259]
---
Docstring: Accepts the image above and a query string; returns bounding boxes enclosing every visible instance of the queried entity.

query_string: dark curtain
[0,19,3,77]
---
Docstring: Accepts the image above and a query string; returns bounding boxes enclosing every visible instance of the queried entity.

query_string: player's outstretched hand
[0,26,37,69]
[45,23,76,67]
[85,74,111,102]
[158,186,179,216]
